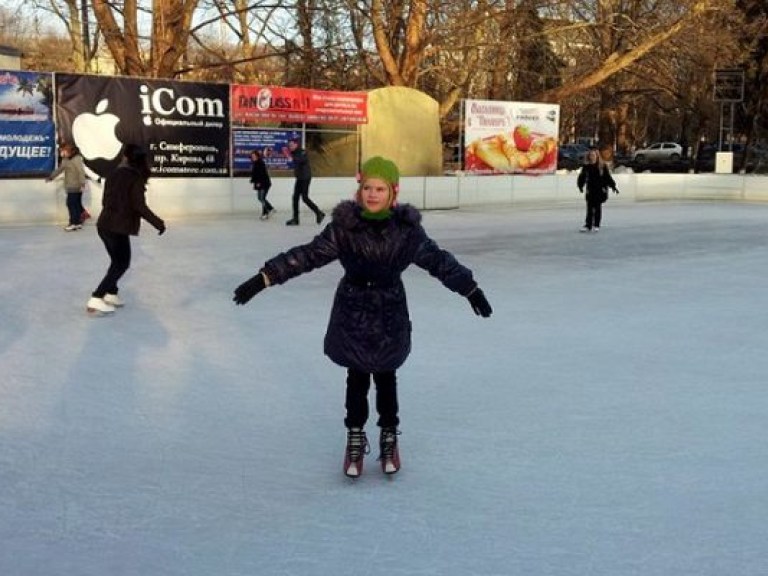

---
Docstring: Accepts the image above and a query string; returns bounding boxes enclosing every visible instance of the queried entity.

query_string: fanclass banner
[55,74,230,178]
[0,70,55,176]
[464,99,559,174]
[231,85,368,125]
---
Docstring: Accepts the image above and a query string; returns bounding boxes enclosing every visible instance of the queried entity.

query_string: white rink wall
[2,172,767,226]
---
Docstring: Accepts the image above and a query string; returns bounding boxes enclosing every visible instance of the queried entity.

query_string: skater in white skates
[87,144,166,315]
[233,156,492,478]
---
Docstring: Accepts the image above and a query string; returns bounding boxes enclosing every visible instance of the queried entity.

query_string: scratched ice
[1,201,766,576]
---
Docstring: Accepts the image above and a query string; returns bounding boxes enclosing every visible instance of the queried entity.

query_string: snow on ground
[1,201,767,576]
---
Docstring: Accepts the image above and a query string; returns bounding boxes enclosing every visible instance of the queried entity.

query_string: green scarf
[361,208,392,220]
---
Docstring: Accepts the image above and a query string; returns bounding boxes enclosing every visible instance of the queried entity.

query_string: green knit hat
[359,156,400,188]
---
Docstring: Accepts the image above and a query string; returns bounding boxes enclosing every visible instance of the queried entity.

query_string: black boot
[379,426,400,475]
[344,428,369,478]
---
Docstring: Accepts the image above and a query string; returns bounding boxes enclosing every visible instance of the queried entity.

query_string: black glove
[157,221,166,236]
[613,187,620,194]
[578,187,584,194]
[467,287,492,318]
[233,273,267,305]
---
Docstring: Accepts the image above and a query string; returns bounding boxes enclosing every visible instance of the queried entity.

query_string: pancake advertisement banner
[464,99,560,174]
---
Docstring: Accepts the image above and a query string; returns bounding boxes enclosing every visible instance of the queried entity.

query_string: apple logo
[71,98,122,161]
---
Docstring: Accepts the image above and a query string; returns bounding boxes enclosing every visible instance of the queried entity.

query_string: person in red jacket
[87,144,166,315]
[233,156,492,478]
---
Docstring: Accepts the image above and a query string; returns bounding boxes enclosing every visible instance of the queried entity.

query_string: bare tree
[91,0,201,77]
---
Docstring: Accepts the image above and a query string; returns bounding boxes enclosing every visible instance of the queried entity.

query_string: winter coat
[250,158,271,190]
[261,200,478,373]
[290,147,312,181]
[49,154,86,191]
[97,164,164,236]
[577,163,616,202]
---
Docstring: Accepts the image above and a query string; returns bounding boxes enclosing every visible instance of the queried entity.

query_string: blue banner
[232,128,301,174]
[0,70,55,176]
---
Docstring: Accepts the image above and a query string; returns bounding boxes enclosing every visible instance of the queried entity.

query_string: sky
[1,201,767,576]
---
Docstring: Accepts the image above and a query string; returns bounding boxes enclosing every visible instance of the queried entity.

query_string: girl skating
[233,157,492,478]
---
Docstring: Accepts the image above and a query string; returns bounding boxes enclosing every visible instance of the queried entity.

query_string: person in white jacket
[46,143,87,231]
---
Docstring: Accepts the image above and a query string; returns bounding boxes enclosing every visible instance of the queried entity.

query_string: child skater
[233,156,493,478]
[577,148,618,232]
[46,142,87,231]
[249,149,274,220]
[87,144,166,315]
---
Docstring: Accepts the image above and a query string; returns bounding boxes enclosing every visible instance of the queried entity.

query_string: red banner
[231,85,367,125]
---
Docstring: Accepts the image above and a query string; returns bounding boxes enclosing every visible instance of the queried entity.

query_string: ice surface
[1,202,767,575]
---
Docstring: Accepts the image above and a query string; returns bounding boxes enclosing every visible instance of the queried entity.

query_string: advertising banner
[232,128,301,174]
[463,99,559,174]
[0,70,55,176]
[232,85,368,125]
[56,74,230,178]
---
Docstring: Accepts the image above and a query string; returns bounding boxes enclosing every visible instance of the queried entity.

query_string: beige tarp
[309,86,442,177]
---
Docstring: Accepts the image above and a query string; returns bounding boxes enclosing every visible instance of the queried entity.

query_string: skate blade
[344,463,362,478]
[86,307,115,317]
[382,460,400,475]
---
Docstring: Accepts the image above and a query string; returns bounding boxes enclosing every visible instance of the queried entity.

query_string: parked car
[694,143,768,173]
[560,143,590,165]
[557,147,582,170]
[632,142,683,165]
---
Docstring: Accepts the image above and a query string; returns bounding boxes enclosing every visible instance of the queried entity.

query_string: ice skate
[103,293,124,307]
[379,426,401,475]
[343,427,369,478]
[86,297,116,316]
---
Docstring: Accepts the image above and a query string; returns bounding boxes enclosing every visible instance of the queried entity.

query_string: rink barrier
[1,172,765,226]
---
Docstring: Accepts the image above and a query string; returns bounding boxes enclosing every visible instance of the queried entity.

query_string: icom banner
[464,100,559,174]
[0,70,55,176]
[231,85,368,125]
[56,74,230,178]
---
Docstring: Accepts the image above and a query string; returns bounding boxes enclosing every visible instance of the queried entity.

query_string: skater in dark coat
[577,148,618,232]
[284,138,325,226]
[249,149,274,219]
[87,144,165,315]
[233,156,492,478]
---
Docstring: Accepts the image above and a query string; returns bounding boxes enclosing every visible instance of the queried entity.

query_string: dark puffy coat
[577,163,616,202]
[261,200,477,372]
[290,147,312,181]
[250,158,271,189]
[97,164,164,236]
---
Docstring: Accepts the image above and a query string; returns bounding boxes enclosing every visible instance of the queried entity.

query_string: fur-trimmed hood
[331,200,422,230]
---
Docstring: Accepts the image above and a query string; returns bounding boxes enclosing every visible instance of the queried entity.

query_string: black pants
[256,185,273,215]
[66,190,84,225]
[93,228,131,298]
[584,196,603,229]
[291,178,321,221]
[344,369,399,429]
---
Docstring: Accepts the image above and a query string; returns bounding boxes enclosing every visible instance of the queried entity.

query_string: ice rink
[2,200,767,576]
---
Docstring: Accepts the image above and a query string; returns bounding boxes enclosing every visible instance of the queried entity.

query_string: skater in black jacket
[577,148,618,232]
[233,156,493,478]
[249,149,274,220]
[283,138,324,226]
[87,144,165,315]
